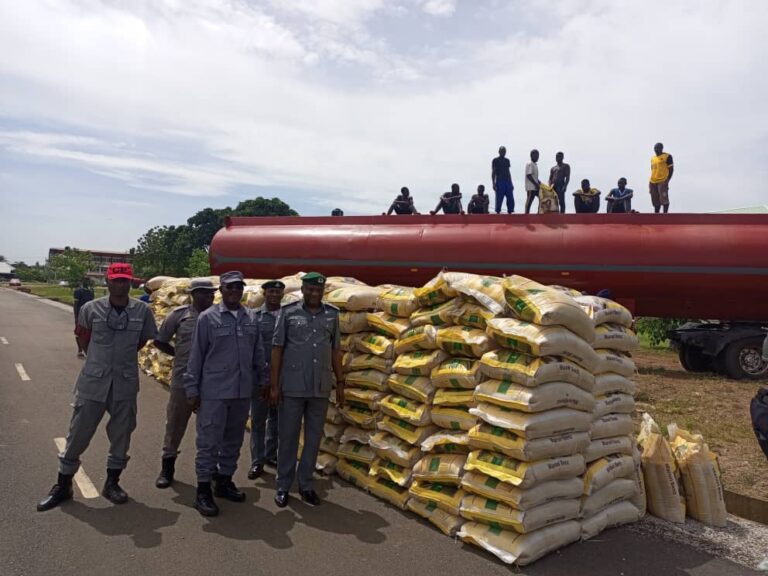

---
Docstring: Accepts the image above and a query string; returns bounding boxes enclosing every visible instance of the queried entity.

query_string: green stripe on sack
[429,457,441,471]
[484,499,499,511]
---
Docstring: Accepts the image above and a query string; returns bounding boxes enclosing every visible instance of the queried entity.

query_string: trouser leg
[494,190,503,213]
[195,399,227,482]
[555,184,566,213]
[105,393,138,470]
[162,387,194,459]
[297,398,329,491]
[507,186,515,213]
[264,405,279,462]
[218,399,250,477]
[249,395,269,466]
[58,398,107,475]
[276,397,305,492]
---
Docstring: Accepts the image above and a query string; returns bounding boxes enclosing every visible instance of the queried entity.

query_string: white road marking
[54,438,100,499]
[0,337,8,344]
[15,363,30,381]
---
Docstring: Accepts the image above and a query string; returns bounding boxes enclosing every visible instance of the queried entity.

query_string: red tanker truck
[210,213,768,380]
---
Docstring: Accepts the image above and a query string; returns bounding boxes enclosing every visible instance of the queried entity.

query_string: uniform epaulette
[324,303,340,311]
[282,301,301,309]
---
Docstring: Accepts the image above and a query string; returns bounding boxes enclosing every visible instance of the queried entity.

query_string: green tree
[634,317,693,347]
[186,249,210,276]
[13,261,47,282]
[47,249,93,286]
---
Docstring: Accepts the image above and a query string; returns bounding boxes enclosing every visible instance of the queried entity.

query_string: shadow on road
[61,499,181,548]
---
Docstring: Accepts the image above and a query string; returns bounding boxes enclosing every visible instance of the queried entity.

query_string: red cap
[106,263,134,280]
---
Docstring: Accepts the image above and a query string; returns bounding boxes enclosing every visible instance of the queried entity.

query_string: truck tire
[679,346,714,373]
[722,338,768,380]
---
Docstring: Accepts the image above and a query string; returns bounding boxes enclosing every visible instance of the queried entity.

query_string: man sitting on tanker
[573,179,601,213]
[384,187,420,215]
[430,183,464,215]
[606,178,634,213]
[467,185,490,214]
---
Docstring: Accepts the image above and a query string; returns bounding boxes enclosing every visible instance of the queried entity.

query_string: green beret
[262,280,286,290]
[302,272,326,286]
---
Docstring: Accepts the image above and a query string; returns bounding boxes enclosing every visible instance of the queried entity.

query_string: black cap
[262,280,286,290]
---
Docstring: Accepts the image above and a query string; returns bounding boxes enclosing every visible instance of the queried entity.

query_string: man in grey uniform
[270,272,344,508]
[247,280,285,480]
[38,263,157,511]
[153,278,217,489]
[185,271,266,517]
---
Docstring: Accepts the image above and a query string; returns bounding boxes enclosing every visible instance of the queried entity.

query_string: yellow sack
[479,350,594,392]
[407,496,465,537]
[503,276,595,343]
[474,380,595,414]
[592,413,634,440]
[324,276,368,293]
[408,480,465,515]
[379,395,431,427]
[451,301,497,330]
[377,416,438,446]
[465,450,586,489]
[377,286,419,318]
[451,275,506,315]
[594,373,637,396]
[468,423,590,462]
[460,495,581,534]
[420,430,471,454]
[458,520,581,566]
[393,325,438,355]
[340,404,379,429]
[470,404,592,440]
[630,448,648,516]
[414,272,459,306]
[594,349,636,377]
[581,500,642,541]
[339,426,372,445]
[433,389,476,407]
[369,431,423,467]
[580,478,638,519]
[669,424,727,527]
[583,454,637,495]
[393,349,448,376]
[430,405,477,431]
[368,477,411,510]
[369,457,412,487]
[354,332,395,359]
[339,311,371,334]
[326,403,344,424]
[594,324,639,352]
[325,285,382,311]
[584,436,635,463]
[345,369,390,392]
[367,312,412,339]
[638,414,686,523]
[323,422,345,441]
[343,387,387,411]
[486,319,599,372]
[461,471,583,511]
[336,459,373,489]
[340,334,355,352]
[412,454,467,484]
[575,295,634,327]
[436,326,497,358]
[386,373,436,404]
[315,452,338,475]
[318,437,340,456]
[337,441,376,465]
[345,353,393,374]
[410,299,461,328]
[430,358,482,389]
[594,393,636,418]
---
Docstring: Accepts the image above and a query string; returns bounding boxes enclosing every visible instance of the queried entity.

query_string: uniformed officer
[270,272,344,508]
[185,271,266,517]
[247,280,285,480]
[153,278,217,489]
[37,263,157,511]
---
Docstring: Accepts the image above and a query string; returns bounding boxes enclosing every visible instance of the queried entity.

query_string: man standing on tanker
[548,151,570,214]
[649,142,673,213]
[492,146,514,214]
[270,272,344,508]
[38,263,157,511]
[524,149,541,214]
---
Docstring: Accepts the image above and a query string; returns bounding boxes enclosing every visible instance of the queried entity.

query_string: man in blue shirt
[73,277,94,358]
[606,178,634,213]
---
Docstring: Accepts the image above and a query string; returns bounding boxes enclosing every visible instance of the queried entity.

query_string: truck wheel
[680,346,714,373]
[678,346,693,371]
[723,338,768,380]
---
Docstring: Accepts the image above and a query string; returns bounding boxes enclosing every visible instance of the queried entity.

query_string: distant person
[524,149,541,214]
[73,277,94,358]
[649,142,673,213]
[331,208,344,216]
[548,152,570,214]
[430,184,464,215]
[491,146,514,214]
[139,284,152,303]
[467,185,490,214]
[384,187,419,215]
[573,179,601,213]
[606,178,634,213]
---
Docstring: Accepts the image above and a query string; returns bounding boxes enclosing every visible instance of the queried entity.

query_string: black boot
[214,475,246,502]
[155,457,176,489]
[102,468,128,504]
[37,473,74,512]
[194,482,219,517]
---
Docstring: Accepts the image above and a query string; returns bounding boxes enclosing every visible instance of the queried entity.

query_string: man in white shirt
[525,149,541,214]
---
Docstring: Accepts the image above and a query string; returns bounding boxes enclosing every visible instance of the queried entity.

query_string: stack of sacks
[578,295,646,539]
[328,280,386,490]
[315,403,346,475]
[457,276,598,566]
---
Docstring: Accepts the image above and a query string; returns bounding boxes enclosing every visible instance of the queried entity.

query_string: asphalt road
[0,288,759,576]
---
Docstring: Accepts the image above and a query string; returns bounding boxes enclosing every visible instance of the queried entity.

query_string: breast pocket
[91,319,113,346]
[213,325,234,338]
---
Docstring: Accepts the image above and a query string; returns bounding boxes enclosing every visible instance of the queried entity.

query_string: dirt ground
[634,347,768,502]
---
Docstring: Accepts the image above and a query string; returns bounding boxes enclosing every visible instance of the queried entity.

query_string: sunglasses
[106,308,128,331]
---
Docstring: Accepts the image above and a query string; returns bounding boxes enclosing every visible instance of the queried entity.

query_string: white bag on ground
[637,414,686,523]
[580,478,638,518]
[581,500,642,540]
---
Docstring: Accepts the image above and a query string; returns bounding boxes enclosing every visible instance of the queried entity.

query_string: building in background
[47,248,134,280]
[0,262,15,280]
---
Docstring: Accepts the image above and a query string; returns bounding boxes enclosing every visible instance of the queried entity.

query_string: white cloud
[420,0,456,17]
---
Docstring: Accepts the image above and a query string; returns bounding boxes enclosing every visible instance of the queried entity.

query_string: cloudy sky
[1,0,767,263]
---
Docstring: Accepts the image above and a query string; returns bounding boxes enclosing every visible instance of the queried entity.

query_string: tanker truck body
[210,213,768,379]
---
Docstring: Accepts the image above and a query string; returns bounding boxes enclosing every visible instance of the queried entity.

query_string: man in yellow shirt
[649,142,674,213]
